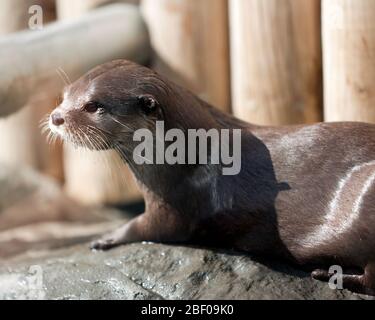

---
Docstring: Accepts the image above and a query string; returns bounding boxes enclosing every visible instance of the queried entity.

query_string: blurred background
[0,0,374,260]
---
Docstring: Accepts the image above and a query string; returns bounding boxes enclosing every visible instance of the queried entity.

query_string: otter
[48,60,375,295]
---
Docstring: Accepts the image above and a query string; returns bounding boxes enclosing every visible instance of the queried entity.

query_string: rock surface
[1,242,373,300]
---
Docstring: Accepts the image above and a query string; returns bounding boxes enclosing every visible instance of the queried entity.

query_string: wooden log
[141,0,231,112]
[229,0,322,125]
[57,0,113,19]
[57,1,143,205]
[0,0,60,176]
[323,0,375,122]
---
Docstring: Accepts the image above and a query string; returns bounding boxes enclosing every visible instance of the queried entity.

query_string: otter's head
[48,60,164,152]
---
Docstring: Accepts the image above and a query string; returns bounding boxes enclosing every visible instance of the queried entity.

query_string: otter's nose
[51,112,65,126]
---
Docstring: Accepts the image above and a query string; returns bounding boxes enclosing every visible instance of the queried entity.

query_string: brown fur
[50,60,375,295]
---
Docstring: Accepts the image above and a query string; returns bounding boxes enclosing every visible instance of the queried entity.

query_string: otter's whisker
[56,67,72,86]
[87,126,112,150]
[109,115,134,132]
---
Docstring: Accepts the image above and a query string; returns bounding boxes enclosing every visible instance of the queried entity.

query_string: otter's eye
[83,102,104,113]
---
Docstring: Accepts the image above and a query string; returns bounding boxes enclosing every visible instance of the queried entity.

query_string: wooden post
[229,0,322,125]
[57,0,139,20]
[57,1,143,205]
[323,0,375,122]
[0,0,60,177]
[141,0,231,112]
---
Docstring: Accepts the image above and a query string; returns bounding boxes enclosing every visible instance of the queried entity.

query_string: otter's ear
[137,94,159,113]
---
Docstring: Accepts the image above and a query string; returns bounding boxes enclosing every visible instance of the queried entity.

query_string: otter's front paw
[90,223,133,251]
[90,237,122,251]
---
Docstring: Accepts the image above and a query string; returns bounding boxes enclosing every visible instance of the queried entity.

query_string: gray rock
[0,241,373,300]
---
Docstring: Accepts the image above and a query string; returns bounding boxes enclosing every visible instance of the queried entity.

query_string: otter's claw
[90,238,118,251]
